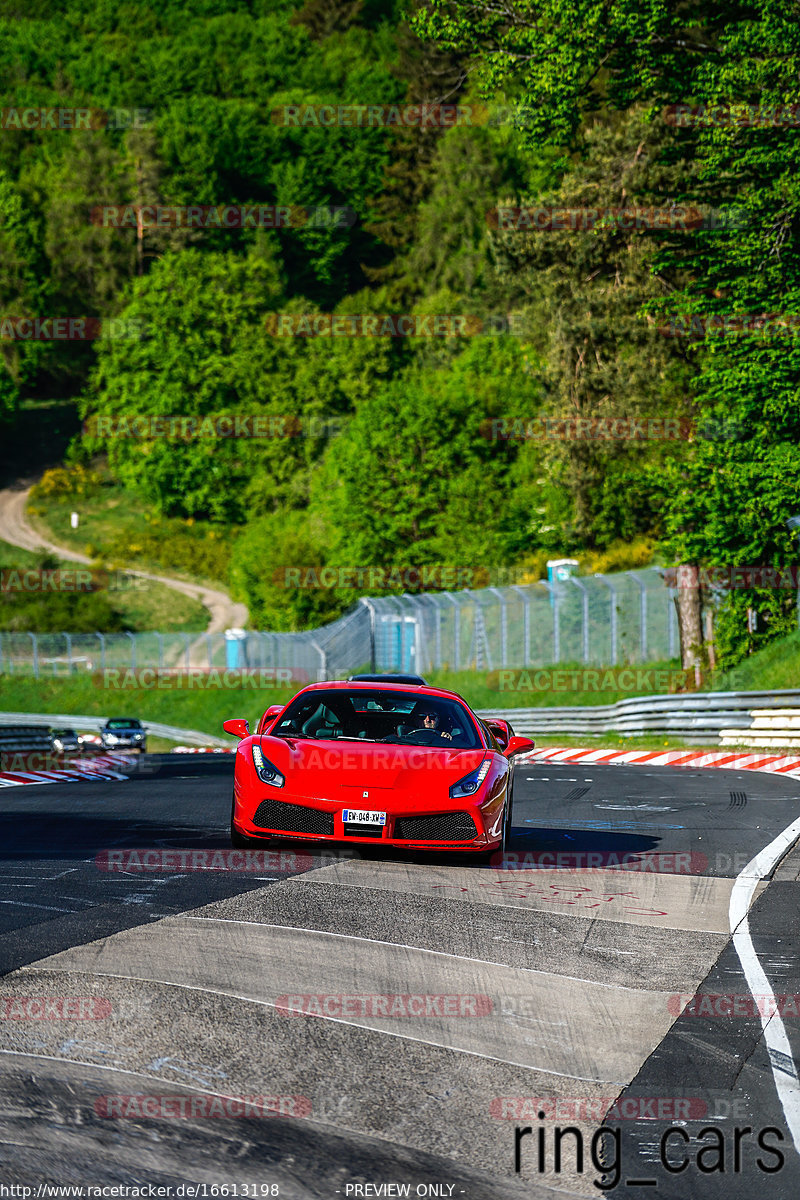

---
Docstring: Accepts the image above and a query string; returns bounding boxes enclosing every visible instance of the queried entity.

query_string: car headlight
[106,734,118,743]
[252,744,285,788]
[449,758,491,799]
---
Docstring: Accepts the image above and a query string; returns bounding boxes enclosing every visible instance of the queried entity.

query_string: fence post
[511,585,531,666]
[156,632,163,670]
[569,577,590,663]
[311,638,327,682]
[541,582,560,662]
[626,571,648,660]
[423,594,445,671]
[183,633,191,670]
[359,598,377,672]
[487,587,508,667]
[401,593,426,674]
[438,592,461,671]
[596,575,618,664]
[65,632,73,674]
[97,632,107,673]
[126,631,136,670]
[29,632,39,679]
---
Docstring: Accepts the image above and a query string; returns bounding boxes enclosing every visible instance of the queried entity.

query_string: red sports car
[223,682,534,857]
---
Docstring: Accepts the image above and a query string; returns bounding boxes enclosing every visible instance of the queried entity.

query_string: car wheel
[230,793,254,848]
[502,778,514,854]
[471,788,511,867]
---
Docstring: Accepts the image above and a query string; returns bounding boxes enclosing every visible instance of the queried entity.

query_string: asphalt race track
[1,756,800,1199]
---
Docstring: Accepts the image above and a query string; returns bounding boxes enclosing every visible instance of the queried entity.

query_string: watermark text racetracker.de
[275,993,493,1018]
[0,106,152,130]
[489,667,696,694]
[491,850,710,873]
[669,992,800,1018]
[481,416,694,442]
[663,565,800,589]
[490,848,776,874]
[1,568,148,594]
[270,101,536,127]
[664,101,800,128]
[271,564,556,589]
[482,415,745,443]
[488,204,746,233]
[82,414,347,441]
[95,1094,310,1119]
[0,317,146,341]
[95,847,316,874]
[92,205,355,229]
[93,668,306,690]
[1,996,111,1020]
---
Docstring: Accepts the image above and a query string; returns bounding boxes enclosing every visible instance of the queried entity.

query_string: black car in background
[348,673,428,685]
[50,728,82,756]
[100,718,147,752]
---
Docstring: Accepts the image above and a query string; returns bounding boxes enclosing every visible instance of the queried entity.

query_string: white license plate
[342,809,386,825]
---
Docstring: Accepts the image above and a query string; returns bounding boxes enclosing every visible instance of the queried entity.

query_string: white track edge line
[729,814,800,1156]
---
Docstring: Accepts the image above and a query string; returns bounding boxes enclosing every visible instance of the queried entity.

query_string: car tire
[502,777,514,854]
[230,793,255,848]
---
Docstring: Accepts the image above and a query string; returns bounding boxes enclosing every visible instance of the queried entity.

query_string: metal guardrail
[0,723,56,770]
[0,724,54,755]
[478,689,800,746]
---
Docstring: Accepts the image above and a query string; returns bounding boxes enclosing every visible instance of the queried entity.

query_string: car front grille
[394,811,478,842]
[252,798,334,836]
[343,823,384,838]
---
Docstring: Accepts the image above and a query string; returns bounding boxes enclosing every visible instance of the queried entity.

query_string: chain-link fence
[0,568,676,679]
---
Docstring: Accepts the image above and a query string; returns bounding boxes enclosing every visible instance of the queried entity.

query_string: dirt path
[0,481,248,636]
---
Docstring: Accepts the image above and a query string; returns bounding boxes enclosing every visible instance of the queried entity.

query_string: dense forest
[1,0,800,666]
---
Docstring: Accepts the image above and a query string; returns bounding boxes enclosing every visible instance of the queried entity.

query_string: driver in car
[417,709,451,740]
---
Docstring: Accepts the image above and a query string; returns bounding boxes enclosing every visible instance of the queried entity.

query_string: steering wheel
[381,729,450,745]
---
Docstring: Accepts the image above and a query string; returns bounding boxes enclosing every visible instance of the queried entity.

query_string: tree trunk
[675,565,704,673]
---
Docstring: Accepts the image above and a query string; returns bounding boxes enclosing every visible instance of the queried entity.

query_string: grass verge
[425,663,692,709]
[0,537,208,634]
[28,468,236,592]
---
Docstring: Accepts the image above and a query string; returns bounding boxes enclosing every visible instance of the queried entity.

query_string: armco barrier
[0,723,55,768]
[719,709,800,750]
[479,689,800,746]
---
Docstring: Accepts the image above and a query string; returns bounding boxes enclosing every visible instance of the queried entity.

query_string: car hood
[257,736,489,791]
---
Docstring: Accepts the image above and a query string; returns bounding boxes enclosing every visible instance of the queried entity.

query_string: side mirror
[504,736,535,757]
[223,718,250,739]
[258,704,284,734]
[485,719,511,749]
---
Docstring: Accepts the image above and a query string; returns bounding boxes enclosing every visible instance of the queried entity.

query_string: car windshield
[106,719,141,729]
[271,688,482,749]
[52,729,75,737]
